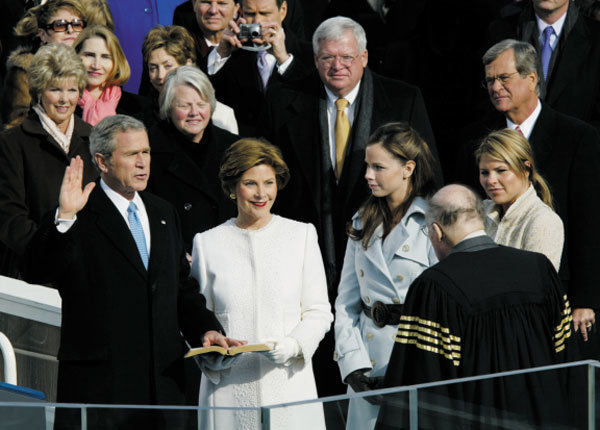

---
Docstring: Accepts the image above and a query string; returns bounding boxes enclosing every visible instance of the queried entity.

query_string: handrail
[0,332,17,385]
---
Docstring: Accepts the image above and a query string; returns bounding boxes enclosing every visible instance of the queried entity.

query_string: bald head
[426,184,486,260]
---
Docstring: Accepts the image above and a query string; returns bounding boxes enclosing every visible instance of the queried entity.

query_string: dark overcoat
[21,185,223,429]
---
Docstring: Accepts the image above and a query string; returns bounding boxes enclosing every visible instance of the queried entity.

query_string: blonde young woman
[476,128,564,270]
[73,25,149,125]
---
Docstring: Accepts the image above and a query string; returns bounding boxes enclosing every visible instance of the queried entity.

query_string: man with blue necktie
[21,115,241,429]
[207,0,313,136]
[488,0,600,129]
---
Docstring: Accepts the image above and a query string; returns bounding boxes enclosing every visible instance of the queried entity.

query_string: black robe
[376,236,574,429]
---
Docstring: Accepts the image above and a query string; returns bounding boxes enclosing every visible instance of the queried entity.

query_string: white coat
[191,215,333,430]
[334,197,437,430]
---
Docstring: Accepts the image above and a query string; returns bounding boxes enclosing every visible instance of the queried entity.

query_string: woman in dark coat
[1,0,86,129]
[0,43,97,277]
[147,65,238,253]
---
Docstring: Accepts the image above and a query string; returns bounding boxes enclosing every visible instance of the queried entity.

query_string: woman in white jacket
[334,122,439,430]
[476,128,564,271]
[191,138,332,430]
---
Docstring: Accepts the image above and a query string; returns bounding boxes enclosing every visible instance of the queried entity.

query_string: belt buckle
[371,301,388,328]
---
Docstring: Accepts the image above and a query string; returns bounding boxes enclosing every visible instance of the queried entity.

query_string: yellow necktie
[334,98,350,179]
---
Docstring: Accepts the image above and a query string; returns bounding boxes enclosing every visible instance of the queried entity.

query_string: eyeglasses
[44,19,86,32]
[317,54,360,67]
[481,71,519,89]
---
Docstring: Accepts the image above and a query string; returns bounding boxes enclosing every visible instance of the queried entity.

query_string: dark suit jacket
[172,0,306,48]
[209,29,313,137]
[21,185,223,427]
[263,68,440,291]
[459,104,600,310]
[147,121,237,251]
[488,3,600,128]
[0,113,97,276]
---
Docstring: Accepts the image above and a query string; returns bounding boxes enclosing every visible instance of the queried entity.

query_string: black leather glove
[345,369,385,405]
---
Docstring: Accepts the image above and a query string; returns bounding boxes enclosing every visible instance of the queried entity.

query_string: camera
[239,23,262,40]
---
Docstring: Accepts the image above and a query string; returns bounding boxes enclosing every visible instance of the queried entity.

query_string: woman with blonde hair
[335,122,439,429]
[2,0,87,129]
[0,43,96,277]
[73,25,149,125]
[476,128,564,270]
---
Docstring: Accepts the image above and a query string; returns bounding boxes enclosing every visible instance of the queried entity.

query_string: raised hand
[261,22,289,64]
[57,156,95,220]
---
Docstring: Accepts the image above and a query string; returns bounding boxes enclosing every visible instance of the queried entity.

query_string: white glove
[261,337,301,366]
[199,353,241,372]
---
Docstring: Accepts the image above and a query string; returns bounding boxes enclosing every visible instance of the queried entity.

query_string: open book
[185,343,272,358]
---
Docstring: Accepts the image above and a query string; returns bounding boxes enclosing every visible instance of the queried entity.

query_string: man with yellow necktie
[261,16,442,412]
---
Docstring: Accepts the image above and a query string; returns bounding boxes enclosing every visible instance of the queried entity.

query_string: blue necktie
[127,201,149,269]
[541,26,554,80]
[257,51,270,89]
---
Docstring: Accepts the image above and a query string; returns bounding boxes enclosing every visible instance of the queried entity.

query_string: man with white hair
[262,16,441,401]
[376,184,573,429]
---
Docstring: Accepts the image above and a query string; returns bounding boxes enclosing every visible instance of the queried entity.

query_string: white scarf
[32,104,75,153]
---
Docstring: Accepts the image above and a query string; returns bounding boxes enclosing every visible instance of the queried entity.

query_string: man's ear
[279,1,288,21]
[432,222,444,242]
[95,153,109,173]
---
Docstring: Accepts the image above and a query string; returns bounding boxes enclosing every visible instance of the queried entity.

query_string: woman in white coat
[476,128,564,271]
[191,138,333,430]
[334,122,439,430]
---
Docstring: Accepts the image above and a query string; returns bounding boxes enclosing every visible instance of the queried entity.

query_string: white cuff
[277,53,294,75]
[54,209,76,233]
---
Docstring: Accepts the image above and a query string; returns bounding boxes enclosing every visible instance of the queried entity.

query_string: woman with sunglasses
[334,122,438,430]
[73,25,150,125]
[1,0,87,129]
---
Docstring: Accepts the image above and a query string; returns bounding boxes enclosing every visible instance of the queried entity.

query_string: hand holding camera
[216,17,289,64]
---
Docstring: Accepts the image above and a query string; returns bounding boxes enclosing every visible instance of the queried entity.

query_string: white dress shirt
[536,11,567,50]
[56,179,151,253]
[506,98,542,139]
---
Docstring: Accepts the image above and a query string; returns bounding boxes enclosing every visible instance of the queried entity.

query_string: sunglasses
[44,19,86,32]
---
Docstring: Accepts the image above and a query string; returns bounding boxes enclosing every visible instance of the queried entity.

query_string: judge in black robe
[376,185,574,429]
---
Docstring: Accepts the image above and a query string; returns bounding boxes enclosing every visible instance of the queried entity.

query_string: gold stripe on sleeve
[396,315,461,366]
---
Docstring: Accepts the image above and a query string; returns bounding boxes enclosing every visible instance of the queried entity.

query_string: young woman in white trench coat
[191,138,333,430]
[334,123,439,430]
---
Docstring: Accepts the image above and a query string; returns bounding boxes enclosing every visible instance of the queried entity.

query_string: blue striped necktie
[127,201,149,269]
[541,26,554,80]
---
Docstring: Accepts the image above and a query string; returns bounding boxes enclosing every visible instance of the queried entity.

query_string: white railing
[0,331,16,385]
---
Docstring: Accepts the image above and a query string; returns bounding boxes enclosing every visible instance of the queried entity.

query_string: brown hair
[475,128,554,208]
[15,0,85,38]
[219,138,290,195]
[348,122,438,249]
[73,25,130,86]
[142,25,196,66]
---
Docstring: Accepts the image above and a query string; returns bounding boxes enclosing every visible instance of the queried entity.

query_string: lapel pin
[161,220,166,225]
